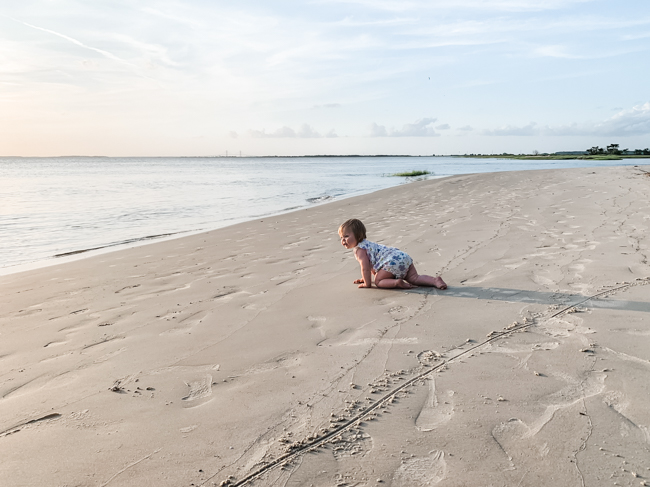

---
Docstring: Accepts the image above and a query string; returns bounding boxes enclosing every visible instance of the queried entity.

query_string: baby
[338,218,447,290]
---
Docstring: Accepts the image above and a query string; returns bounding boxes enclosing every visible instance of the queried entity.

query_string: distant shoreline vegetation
[460,144,650,161]
[2,144,649,160]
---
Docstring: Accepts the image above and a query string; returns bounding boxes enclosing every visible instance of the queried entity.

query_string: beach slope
[1,166,649,487]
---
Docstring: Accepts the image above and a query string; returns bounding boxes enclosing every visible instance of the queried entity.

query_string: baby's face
[339,228,358,249]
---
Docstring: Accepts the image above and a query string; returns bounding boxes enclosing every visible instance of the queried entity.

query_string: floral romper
[357,240,413,279]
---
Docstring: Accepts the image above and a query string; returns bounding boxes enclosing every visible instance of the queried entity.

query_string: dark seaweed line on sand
[208,280,648,487]
[0,413,62,437]
[54,231,188,257]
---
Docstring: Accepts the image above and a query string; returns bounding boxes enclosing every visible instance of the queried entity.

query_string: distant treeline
[461,143,650,160]
[586,144,650,156]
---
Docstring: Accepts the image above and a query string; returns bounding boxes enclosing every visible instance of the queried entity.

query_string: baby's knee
[375,278,392,288]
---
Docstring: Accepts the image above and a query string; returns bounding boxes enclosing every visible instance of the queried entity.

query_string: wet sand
[1,166,649,487]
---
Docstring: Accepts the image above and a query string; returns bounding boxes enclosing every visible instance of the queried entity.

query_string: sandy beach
[1,165,649,487]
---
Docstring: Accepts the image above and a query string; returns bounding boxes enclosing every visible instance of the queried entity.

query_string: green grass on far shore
[392,170,431,177]
[512,155,623,160]
[463,154,650,161]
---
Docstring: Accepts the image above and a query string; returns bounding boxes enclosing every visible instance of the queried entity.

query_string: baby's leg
[404,265,447,289]
[374,269,416,289]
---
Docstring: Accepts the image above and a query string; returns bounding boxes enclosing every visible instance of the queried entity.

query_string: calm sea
[2,156,648,274]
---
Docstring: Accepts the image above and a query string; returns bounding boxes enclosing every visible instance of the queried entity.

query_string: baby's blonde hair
[338,219,366,242]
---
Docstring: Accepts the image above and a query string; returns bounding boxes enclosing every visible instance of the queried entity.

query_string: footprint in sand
[392,450,447,486]
[539,314,594,338]
[492,372,607,472]
[308,316,327,338]
[182,375,213,404]
[415,379,454,432]
[388,305,411,322]
[373,297,394,306]
[247,352,302,374]
[602,390,650,442]
[179,424,198,433]
[610,328,650,336]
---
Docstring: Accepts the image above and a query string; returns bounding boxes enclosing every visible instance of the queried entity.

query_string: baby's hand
[353,279,364,284]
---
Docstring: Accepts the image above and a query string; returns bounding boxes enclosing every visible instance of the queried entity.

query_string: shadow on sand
[413,285,650,314]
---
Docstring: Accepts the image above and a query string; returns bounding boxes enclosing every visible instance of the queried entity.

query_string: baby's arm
[353,248,373,288]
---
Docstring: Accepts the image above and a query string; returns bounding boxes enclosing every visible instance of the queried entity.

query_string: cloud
[481,103,650,137]
[247,123,335,138]
[458,125,474,131]
[334,16,419,27]
[436,123,450,130]
[369,122,388,137]
[8,16,138,69]
[531,43,640,61]
[394,118,440,136]
[370,117,440,137]
[534,44,583,59]
[593,102,650,136]
[315,0,594,13]
[249,126,296,138]
[547,103,650,136]
[297,124,321,137]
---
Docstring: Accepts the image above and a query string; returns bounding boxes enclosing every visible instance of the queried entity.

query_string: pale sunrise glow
[1,1,649,156]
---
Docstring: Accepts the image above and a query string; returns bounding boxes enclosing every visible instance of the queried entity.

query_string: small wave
[306,195,333,204]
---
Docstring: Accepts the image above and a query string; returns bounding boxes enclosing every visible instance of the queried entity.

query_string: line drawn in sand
[207,279,650,487]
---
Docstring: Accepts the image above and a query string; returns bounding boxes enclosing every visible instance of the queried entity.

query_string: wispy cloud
[533,45,582,59]
[7,16,138,68]
[333,16,419,27]
[315,0,595,13]
[533,43,647,60]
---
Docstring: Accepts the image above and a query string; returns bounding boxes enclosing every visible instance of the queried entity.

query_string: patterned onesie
[356,239,413,279]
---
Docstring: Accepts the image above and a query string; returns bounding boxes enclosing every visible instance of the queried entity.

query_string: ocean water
[2,156,648,274]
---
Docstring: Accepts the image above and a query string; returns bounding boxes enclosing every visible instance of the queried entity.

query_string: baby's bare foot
[397,279,416,289]
[432,276,447,290]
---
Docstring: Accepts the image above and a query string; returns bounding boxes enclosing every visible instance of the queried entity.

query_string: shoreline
[0,174,437,277]
[1,166,649,486]
[3,158,649,275]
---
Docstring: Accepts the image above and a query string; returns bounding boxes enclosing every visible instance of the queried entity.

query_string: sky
[1,0,649,156]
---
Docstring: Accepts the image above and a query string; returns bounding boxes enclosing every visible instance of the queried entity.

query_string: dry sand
[1,165,649,487]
